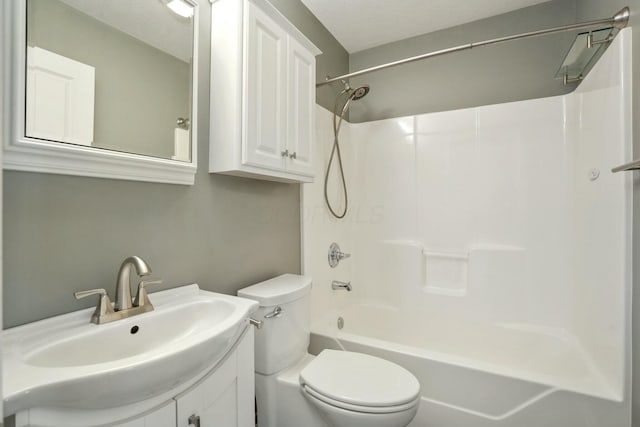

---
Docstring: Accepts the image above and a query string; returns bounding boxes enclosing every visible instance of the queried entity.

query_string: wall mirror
[2,0,199,185]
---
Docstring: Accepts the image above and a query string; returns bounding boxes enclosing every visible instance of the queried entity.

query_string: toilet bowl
[300,349,420,427]
[238,274,420,427]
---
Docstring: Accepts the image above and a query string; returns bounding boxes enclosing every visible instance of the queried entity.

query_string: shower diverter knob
[328,242,350,268]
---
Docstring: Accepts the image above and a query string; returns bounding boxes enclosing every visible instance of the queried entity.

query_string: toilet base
[255,354,328,427]
[255,352,419,427]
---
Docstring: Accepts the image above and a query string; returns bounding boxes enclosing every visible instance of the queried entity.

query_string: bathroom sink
[24,299,236,367]
[3,284,258,415]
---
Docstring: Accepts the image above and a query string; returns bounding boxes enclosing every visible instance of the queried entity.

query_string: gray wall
[27,0,190,159]
[348,0,578,122]
[3,0,349,328]
[267,0,349,110]
[571,3,640,427]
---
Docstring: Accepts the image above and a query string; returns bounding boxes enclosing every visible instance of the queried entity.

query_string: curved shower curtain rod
[316,6,630,87]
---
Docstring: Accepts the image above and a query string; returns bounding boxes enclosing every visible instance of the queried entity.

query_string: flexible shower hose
[324,91,352,219]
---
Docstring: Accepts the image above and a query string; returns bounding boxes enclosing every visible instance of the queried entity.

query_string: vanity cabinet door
[111,401,175,427]
[176,328,254,427]
[12,400,176,427]
[243,1,288,172]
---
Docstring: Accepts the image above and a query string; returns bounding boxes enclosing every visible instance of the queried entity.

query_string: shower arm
[316,7,630,87]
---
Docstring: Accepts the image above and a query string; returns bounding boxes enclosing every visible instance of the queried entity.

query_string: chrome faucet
[115,256,151,311]
[74,256,162,324]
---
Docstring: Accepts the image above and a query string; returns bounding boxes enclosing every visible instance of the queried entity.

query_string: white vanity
[3,285,259,427]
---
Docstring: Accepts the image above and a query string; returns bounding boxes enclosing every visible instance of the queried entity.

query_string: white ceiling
[301,0,552,53]
[58,0,193,62]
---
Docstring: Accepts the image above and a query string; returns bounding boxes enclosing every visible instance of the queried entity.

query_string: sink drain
[337,317,344,330]
[130,325,139,334]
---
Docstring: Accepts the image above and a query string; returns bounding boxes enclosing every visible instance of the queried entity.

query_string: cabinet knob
[188,414,201,427]
[289,151,297,159]
[281,149,289,158]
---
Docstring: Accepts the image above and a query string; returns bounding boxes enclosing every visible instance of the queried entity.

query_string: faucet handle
[134,279,162,307]
[74,288,115,324]
[328,242,351,268]
[75,288,108,300]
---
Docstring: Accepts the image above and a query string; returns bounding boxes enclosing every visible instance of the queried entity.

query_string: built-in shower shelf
[612,159,640,173]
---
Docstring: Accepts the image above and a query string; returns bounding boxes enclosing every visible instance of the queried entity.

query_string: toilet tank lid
[237,274,312,306]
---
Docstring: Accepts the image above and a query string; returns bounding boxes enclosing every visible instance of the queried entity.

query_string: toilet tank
[238,274,312,375]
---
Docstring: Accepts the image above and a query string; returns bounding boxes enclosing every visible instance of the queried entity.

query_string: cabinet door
[111,401,176,427]
[286,36,315,176]
[15,400,175,427]
[176,328,254,427]
[244,2,288,171]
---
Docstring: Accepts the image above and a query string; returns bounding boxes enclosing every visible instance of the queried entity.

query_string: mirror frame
[2,0,198,185]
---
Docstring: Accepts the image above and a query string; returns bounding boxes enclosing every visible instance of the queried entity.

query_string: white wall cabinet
[210,0,321,183]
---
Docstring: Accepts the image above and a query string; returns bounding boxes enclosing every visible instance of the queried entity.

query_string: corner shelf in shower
[555,27,615,85]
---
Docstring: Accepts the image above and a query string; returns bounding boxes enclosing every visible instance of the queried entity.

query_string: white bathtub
[310,302,629,427]
[303,29,632,427]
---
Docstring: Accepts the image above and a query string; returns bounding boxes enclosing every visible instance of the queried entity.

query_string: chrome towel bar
[612,159,640,173]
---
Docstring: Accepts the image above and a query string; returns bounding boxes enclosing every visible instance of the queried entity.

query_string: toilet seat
[299,350,420,412]
[302,384,421,414]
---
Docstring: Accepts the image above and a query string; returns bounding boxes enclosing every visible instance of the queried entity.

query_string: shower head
[333,83,371,125]
[350,85,370,100]
[338,80,370,101]
[336,84,370,119]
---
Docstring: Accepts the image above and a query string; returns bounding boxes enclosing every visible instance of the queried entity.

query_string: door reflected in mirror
[25,0,194,162]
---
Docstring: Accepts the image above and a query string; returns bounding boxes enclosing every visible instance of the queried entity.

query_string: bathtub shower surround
[302,29,632,427]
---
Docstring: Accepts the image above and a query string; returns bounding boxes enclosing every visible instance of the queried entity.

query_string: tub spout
[332,280,352,291]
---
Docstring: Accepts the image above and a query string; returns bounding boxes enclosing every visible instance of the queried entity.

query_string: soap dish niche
[422,250,468,297]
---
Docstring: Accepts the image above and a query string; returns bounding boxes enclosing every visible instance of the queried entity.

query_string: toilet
[238,274,420,427]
